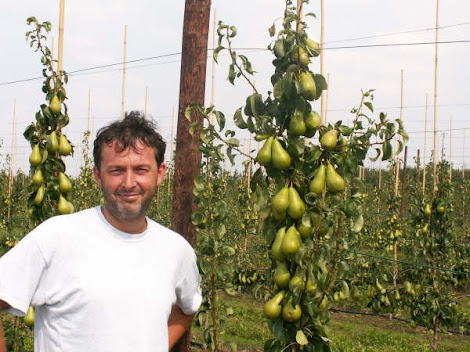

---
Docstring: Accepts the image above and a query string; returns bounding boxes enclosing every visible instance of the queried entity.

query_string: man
[0,112,202,352]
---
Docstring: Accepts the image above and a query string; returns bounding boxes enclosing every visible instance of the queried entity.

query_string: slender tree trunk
[171,1,212,351]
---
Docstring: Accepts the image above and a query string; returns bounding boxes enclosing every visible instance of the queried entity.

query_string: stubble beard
[103,189,156,223]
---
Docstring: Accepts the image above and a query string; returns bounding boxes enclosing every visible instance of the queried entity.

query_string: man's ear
[156,163,166,187]
[93,166,102,189]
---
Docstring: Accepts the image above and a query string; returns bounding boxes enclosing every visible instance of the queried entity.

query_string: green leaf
[213,45,224,63]
[296,330,309,345]
[382,141,392,160]
[239,55,254,75]
[228,64,236,84]
[364,101,374,112]
[233,107,247,129]
[351,214,364,233]
[229,26,237,37]
[214,110,225,131]
[216,145,225,160]
[227,147,236,165]
[226,138,238,147]
[268,24,276,37]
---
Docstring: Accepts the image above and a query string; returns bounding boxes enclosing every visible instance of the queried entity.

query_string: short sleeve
[0,234,47,316]
[174,249,202,315]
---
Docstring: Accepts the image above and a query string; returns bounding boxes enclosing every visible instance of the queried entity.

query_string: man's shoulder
[146,219,194,251]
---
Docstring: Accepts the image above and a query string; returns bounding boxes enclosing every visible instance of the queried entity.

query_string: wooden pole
[324,73,330,124]
[395,146,408,287]
[432,0,440,195]
[121,25,128,120]
[463,130,466,179]
[449,115,452,181]
[395,69,404,196]
[423,93,429,195]
[171,3,211,351]
[320,0,325,124]
[168,106,175,197]
[7,100,17,223]
[87,89,92,160]
[172,0,211,244]
[416,149,421,186]
[378,160,382,190]
[57,0,65,77]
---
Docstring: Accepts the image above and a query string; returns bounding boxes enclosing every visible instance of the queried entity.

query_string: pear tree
[24,17,74,225]
[209,0,407,350]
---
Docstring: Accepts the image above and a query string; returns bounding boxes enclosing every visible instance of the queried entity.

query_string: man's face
[93,140,165,230]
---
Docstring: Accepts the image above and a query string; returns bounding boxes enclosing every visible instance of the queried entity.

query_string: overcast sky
[1,0,469,175]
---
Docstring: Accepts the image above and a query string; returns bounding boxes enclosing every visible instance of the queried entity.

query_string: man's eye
[109,169,123,175]
[136,168,149,174]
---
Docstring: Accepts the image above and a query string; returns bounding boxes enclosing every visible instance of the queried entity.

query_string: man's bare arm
[0,300,10,352]
[167,305,194,351]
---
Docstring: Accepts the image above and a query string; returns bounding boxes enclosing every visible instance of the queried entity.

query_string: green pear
[289,273,305,292]
[288,113,307,136]
[34,185,45,205]
[292,47,310,67]
[282,298,302,322]
[297,215,312,240]
[273,39,286,58]
[59,172,72,193]
[29,144,42,167]
[46,131,59,153]
[263,291,285,320]
[57,194,73,214]
[287,186,305,219]
[49,95,61,115]
[305,111,321,137]
[58,134,72,156]
[24,306,35,327]
[32,169,44,186]
[272,185,289,213]
[271,139,291,169]
[303,37,320,56]
[320,129,338,150]
[256,136,273,166]
[326,163,345,192]
[274,262,291,288]
[309,164,326,195]
[271,227,287,261]
[299,71,316,101]
[281,225,302,255]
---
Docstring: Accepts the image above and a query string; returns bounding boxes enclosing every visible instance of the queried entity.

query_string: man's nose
[122,170,136,188]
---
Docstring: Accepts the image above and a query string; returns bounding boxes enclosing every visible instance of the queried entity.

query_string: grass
[191,292,470,352]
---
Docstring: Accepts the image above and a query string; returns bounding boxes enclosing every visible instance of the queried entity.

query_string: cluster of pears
[308,163,345,195]
[28,128,74,215]
[256,136,292,169]
[288,110,321,137]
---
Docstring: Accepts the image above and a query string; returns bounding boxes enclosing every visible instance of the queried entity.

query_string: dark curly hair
[93,111,166,169]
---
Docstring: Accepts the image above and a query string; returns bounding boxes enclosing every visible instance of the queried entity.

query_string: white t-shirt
[0,207,202,352]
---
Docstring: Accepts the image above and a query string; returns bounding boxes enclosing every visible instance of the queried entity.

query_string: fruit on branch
[58,134,72,156]
[34,184,45,205]
[288,113,307,136]
[309,164,326,195]
[32,169,44,186]
[299,71,316,101]
[272,185,289,214]
[281,225,302,255]
[326,163,345,192]
[305,111,321,137]
[287,186,305,219]
[263,291,285,320]
[274,262,291,288]
[271,138,291,169]
[288,273,305,292]
[303,37,320,56]
[282,298,302,322]
[424,204,432,216]
[292,47,310,67]
[24,306,35,327]
[57,194,73,214]
[49,94,61,115]
[58,172,72,193]
[297,215,312,240]
[272,227,287,261]
[46,131,59,153]
[29,144,42,166]
[320,129,338,150]
[256,136,273,166]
